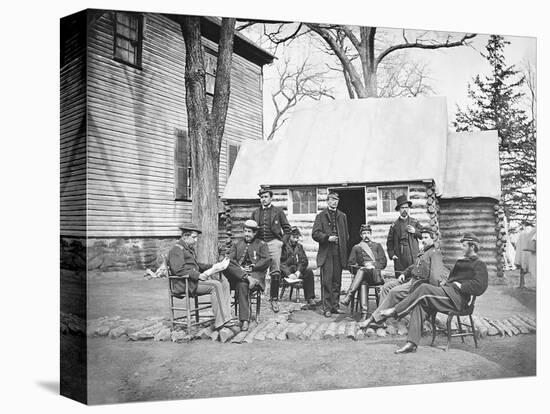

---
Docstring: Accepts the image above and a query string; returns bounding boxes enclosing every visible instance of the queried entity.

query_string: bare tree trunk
[182,16,235,263]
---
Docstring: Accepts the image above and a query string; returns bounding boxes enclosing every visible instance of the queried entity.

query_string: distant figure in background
[514,226,536,288]
[251,187,292,313]
[280,226,317,309]
[312,191,349,318]
[386,194,422,277]
[223,220,271,331]
[341,224,387,321]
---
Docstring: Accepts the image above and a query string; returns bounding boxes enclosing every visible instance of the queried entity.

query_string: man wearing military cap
[340,224,387,320]
[312,191,349,317]
[167,223,234,330]
[359,226,444,329]
[280,226,317,309]
[386,194,423,277]
[251,187,292,312]
[223,219,271,331]
[376,232,488,354]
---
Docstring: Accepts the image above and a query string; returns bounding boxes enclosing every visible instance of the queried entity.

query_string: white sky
[247,26,536,139]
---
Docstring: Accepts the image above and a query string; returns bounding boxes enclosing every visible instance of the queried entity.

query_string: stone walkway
[62,306,536,344]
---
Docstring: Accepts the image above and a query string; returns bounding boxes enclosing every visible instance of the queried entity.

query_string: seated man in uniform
[376,233,488,354]
[340,224,387,321]
[167,223,234,331]
[359,226,444,329]
[223,220,271,331]
[280,226,317,309]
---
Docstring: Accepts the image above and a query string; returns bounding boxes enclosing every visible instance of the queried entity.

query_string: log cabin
[60,10,274,271]
[222,97,507,280]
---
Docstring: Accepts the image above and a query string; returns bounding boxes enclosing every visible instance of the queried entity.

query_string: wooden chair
[234,287,262,322]
[429,296,478,351]
[166,255,214,331]
[279,278,304,302]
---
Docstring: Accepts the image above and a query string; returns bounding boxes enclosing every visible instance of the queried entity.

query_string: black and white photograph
[3,0,547,412]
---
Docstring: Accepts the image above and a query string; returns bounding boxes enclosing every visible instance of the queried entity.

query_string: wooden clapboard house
[60,10,274,271]
[223,97,507,280]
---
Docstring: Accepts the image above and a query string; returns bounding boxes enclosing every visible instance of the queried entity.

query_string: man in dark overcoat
[223,220,271,331]
[167,223,234,330]
[251,187,292,312]
[386,194,422,276]
[378,233,488,354]
[340,224,387,320]
[280,226,316,308]
[359,227,444,329]
[312,191,349,317]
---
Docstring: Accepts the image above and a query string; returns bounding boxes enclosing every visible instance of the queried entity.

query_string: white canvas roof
[222,97,500,201]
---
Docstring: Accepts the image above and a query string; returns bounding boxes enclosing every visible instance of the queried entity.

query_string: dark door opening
[329,187,366,258]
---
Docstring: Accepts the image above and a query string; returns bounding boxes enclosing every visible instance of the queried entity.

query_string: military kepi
[419,226,435,238]
[359,224,372,234]
[244,219,259,230]
[394,194,412,210]
[290,226,301,236]
[327,191,339,200]
[460,232,480,245]
[178,222,202,234]
[257,187,273,197]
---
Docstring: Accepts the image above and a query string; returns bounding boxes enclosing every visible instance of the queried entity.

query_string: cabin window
[228,143,240,176]
[291,188,317,215]
[175,129,191,200]
[204,49,217,95]
[113,12,143,68]
[377,186,409,214]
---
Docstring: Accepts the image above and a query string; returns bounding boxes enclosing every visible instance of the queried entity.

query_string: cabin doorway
[329,187,366,257]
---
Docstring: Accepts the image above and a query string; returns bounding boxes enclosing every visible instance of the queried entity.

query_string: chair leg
[430,313,437,346]
[445,314,453,352]
[169,292,175,330]
[280,284,286,300]
[456,315,465,343]
[185,289,192,333]
[470,314,479,348]
[194,296,200,323]
[375,287,380,307]
[256,291,261,322]
[289,286,294,301]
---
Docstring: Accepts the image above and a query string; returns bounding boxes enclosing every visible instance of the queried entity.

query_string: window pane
[379,186,408,213]
[292,188,316,214]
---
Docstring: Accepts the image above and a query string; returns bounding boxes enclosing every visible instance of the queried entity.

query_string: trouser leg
[266,239,283,300]
[407,304,427,346]
[236,280,250,321]
[321,258,333,312]
[331,254,343,310]
[195,280,232,329]
[379,279,402,302]
[372,283,410,322]
[301,268,315,300]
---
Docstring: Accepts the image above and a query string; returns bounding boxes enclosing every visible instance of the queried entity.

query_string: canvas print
[60,9,537,405]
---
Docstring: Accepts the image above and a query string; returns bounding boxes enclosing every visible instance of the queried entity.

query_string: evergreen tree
[454,35,536,230]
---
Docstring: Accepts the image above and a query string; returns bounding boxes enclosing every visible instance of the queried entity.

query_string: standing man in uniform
[377,233,488,354]
[387,194,422,277]
[340,223,387,321]
[251,187,291,313]
[312,191,349,317]
[223,220,271,331]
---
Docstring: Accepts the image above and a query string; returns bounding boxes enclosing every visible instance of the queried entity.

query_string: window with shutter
[204,48,217,95]
[228,143,240,177]
[377,185,409,215]
[113,12,143,69]
[175,129,191,201]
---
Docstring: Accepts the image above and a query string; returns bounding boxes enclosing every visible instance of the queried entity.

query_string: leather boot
[341,269,365,306]
[359,283,369,316]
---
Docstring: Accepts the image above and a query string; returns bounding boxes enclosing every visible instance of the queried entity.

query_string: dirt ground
[61,269,537,405]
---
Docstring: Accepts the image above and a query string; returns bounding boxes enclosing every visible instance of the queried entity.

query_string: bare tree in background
[180,16,235,263]
[267,58,334,140]
[261,23,475,98]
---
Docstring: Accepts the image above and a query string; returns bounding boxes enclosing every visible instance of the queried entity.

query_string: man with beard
[387,194,422,277]
[223,220,271,331]
[167,223,234,330]
[340,224,387,321]
[376,233,488,354]
[359,226,444,329]
[312,191,349,317]
[280,226,316,309]
[251,188,292,313]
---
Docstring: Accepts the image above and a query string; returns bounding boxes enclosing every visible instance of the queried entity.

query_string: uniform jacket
[227,237,271,289]
[280,241,309,276]
[403,244,445,292]
[251,204,291,241]
[167,240,210,296]
[347,240,387,272]
[443,254,488,307]
[386,215,422,271]
[312,208,349,267]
